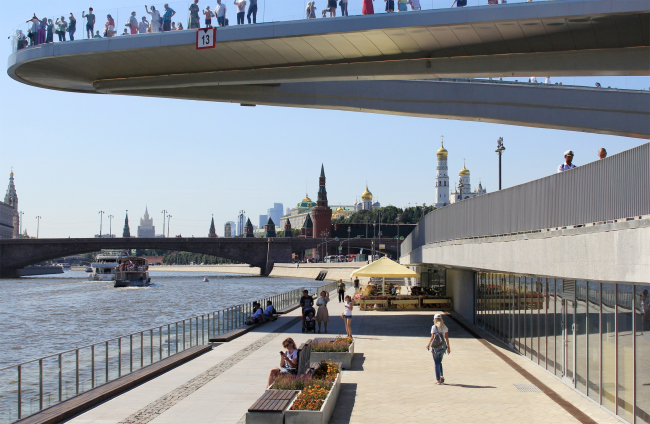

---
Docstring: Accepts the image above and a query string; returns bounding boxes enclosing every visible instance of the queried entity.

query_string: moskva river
[0,270,313,368]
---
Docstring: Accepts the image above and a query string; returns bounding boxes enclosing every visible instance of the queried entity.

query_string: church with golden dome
[434,138,486,207]
[354,185,381,212]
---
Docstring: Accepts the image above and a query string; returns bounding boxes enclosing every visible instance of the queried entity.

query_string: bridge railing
[0,280,337,424]
[400,142,650,259]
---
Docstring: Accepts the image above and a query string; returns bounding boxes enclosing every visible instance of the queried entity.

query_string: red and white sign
[196,28,216,49]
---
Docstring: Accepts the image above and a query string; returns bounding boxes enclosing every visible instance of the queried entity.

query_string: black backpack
[431,326,445,349]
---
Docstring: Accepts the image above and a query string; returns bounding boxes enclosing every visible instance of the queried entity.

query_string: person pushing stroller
[300,290,316,332]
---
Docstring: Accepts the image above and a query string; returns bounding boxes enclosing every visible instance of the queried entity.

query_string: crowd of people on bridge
[14,0,539,49]
[557,148,607,173]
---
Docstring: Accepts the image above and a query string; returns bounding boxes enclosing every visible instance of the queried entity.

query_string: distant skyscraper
[137,207,156,237]
[259,214,268,229]
[224,222,233,237]
[237,215,247,236]
[267,203,283,229]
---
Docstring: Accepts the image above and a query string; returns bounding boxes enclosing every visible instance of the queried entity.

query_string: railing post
[58,354,62,402]
[129,335,133,373]
[183,320,186,350]
[91,345,95,388]
[17,364,21,419]
[150,329,154,365]
[159,327,163,361]
[105,341,109,384]
[140,332,144,368]
[39,358,43,411]
[118,338,122,377]
[175,322,179,353]
[168,324,171,356]
[75,349,79,394]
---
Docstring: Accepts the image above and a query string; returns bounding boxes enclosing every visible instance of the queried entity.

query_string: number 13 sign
[196,28,216,49]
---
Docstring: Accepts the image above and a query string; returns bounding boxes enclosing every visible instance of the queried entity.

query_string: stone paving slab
[65,288,621,424]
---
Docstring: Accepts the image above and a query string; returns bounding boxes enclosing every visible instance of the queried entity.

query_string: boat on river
[88,250,127,282]
[114,256,151,287]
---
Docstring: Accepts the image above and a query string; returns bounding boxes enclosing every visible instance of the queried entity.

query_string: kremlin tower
[311,165,332,238]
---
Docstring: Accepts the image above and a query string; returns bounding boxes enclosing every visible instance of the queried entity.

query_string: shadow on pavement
[328,383,358,424]
[441,383,497,389]
[345,353,365,371]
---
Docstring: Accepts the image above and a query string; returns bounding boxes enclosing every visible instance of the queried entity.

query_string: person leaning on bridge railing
[557,150,577,173]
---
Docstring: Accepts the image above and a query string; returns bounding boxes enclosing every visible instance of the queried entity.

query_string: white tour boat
[114,256,151,287]
[88,250,128,282]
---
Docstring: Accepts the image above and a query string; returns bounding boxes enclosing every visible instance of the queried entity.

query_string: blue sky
[2,0,648,238]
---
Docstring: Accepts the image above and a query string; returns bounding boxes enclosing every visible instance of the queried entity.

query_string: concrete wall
[447,269,475,323]
[402,219,650,284]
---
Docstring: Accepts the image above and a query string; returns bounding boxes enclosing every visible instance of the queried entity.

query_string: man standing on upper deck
[162,3,176,32]
[557,150,577,173]
[247,0,258,24]
[82,8,95,39]
[215,0,227,27]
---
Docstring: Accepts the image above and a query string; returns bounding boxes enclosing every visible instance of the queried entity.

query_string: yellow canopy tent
[351,257,420,295]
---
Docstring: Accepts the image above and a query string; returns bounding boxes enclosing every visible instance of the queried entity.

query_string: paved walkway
[66,288,621,424]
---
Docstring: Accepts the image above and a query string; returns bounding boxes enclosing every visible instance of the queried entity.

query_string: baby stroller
[302,306,316,333]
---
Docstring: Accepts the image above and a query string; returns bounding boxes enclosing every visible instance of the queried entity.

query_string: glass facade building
[475,273,649,424]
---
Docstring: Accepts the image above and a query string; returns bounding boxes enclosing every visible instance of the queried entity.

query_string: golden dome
[459,160,470,175]
[302,195,312,203]
[436,141,448,157]
[336,206,344,213]
[361,185,373,200]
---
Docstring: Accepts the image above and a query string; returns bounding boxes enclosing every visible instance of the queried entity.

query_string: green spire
[320,164,325,177]
[123,213,130,237]
[266,216,275,227]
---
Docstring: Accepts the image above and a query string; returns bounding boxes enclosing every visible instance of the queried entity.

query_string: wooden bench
[391,299,419,309]
[246,390,299,424]
[15,345,212,424]
[296,339,313,375]
[422,298,452,310]
[209,302,301,342]
[360,299,389,310]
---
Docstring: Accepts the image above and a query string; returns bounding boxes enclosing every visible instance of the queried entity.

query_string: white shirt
[545,77,551,84]
[283,349,298,368]
[557,163,576,173]
[530,76,537,83]
[216,3,227,17]
[138,21,148,33]
[344,301,352,316]
[316,297,329,307]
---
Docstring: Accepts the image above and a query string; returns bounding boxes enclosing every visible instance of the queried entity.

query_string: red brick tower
[311,164,332,239]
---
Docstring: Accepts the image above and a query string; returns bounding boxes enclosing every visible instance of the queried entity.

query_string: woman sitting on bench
[267,338,298,387]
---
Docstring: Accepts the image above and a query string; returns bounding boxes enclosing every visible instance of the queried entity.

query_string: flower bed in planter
[285,371,341,424]
[309,337,354,369]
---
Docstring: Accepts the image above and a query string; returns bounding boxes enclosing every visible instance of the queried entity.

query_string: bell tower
[311,164,332,238]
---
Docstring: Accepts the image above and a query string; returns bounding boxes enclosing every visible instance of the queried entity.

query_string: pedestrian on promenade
[397,0,408,12]
[68,13,77,40]
[451,0,467,7]
[216,0,227,27]
[203,7,214,27]
[267,338,298,387]
[427,313,450,384]
[247,0,258,24]
[127,12,138,35]
[327,0,337,17]
[189,0,201,29]
[598,148,607,160]
[557,150,576,173]
[83,8,95,39]
[264,300,277,320]
[362,0,374,15]
[145,5,161,32]
[409,0,421,11]
[343,295,353,338]
[162,4,176,32]
[338,279,346,302]
[234,0,247,25]
[354,276,360,290]
[300,289,314,326]
[384,0,394,13]
[340,0,348,16]
[316,290,330,333]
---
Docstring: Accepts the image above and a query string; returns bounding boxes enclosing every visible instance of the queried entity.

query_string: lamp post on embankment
[496,137,505,190]
[35,216,41,238]
[98,210,104,237]
[108,215,114,237]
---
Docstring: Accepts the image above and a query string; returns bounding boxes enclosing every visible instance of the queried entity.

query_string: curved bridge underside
[0,238,398,277]
[7,0,650,136]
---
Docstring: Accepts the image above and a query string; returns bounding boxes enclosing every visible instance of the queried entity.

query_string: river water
[0,270,314,369]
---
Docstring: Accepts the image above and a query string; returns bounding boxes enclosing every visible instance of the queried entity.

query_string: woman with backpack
[427,313,450,384]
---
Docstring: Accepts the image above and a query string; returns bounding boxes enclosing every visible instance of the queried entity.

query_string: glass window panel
[488,274,494,332]
[566,295,574,383]
[531,278,539,364]
[539,278,547,369]
[476,274,482,326]
[617,284,633,422]
[601,282,616,412]
[547,279,556,373]
[635,284,650,423]
[556,279,564,377]
[501,275,507,341]
[587,281,600,403]
[527,277,534,360]
[576,281,587,395]
[514,277,521,352]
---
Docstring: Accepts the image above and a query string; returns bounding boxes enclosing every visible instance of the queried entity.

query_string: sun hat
[564,150,574,156]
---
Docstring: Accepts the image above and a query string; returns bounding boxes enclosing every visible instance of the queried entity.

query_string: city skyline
[1,1,648,238]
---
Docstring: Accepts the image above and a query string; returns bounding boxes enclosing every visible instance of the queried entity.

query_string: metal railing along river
[0,280,338,424]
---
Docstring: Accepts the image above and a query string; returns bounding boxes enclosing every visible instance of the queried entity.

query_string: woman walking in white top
[316,290,330,333]
[343,295,353,338]
[426,313,450,384]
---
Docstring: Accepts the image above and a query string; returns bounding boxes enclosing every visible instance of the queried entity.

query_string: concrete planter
[284,373,341,424]
[309,340,355,370]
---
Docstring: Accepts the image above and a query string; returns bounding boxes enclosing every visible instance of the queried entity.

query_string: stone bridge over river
[0,237,398,278]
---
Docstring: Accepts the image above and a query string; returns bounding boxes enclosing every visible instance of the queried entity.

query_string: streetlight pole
[347,226,351,260]
[167,215,172,237]
[108,215,114,237]
[19,211,24,237]
[373,222,376,260]
[35,216,41,238]
[239,210,245,237]
[98,210,104,237]
[161,210,167,237]
[396,217,400,260]
[496,137,505,190]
